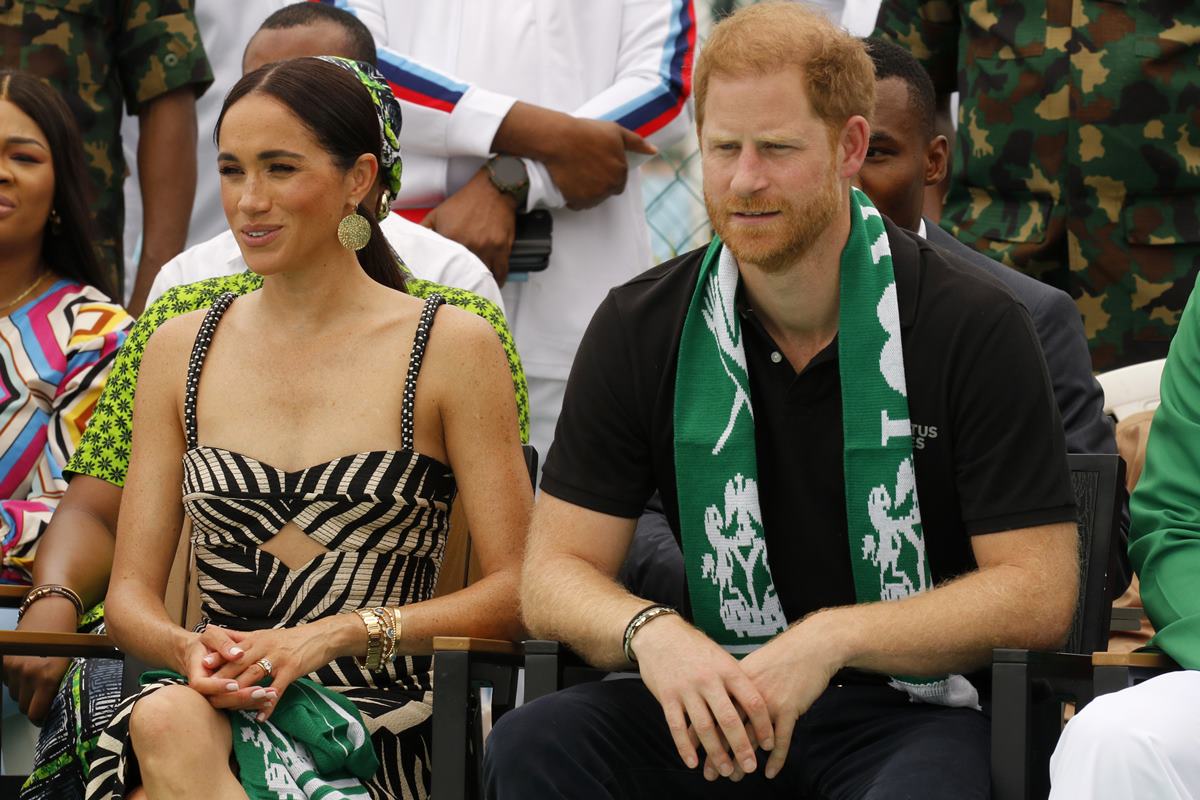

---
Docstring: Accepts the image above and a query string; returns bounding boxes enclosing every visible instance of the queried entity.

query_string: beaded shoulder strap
[184,292,237,450]
[401,294,445,451]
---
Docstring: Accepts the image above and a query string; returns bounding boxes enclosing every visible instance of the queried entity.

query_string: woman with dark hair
[84,58,529,800]
[0,71,130,582]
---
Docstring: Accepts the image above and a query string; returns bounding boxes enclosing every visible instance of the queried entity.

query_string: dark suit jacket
[924,220,1116,457]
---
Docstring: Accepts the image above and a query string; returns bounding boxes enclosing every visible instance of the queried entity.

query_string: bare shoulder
[428,302,504,359]
[421,302,509,389]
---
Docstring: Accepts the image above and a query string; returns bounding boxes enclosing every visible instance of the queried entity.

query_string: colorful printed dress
[84,293,453,800]
[0,280,130,582]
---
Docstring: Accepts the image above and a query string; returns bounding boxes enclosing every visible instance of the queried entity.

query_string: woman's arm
[388,306,533,646]
[3,476,123,722]
[103,316,197,674]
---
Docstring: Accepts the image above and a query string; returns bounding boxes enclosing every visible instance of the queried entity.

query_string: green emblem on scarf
[674,188,977,706]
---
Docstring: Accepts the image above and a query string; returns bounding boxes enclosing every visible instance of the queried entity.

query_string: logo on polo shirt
[911,423,939,450]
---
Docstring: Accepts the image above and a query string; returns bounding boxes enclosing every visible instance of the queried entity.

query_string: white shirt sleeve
[524,0,697,210]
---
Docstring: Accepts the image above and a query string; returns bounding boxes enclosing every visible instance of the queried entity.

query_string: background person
[0,71,131,585]
[86,58,529,800]
[873,0,1200,370]
[334,0,696,466]
[1,0,213,313]
[1047,282,1200,800]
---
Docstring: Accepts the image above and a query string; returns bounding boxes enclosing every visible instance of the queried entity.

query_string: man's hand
[2,597,78,724]
[424,168,518,284]
[632,615,775,781]
[735,617,843,780]
[542,117,657,210]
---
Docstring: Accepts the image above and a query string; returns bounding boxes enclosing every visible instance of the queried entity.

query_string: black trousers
[484,677,989,799]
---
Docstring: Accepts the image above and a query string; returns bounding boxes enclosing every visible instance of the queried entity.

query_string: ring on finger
[256,657,273,677]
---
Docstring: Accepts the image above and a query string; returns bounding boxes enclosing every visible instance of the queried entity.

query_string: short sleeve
[949,303,1076,534]
[540,293,656,518]
[117,0,213,113]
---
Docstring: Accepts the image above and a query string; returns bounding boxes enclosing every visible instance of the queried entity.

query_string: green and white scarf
[674,187,977,707]
[143,670,379,798]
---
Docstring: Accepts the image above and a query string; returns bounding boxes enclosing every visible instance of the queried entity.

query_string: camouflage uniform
[0,0,212,293]
[874,0,1200,370]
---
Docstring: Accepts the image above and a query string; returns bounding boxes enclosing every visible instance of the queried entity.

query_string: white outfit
[146,213,504,308]
[341,0,695,459]
[1049,671,1200,799]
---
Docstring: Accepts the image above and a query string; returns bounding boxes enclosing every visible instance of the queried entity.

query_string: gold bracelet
[354,608,384,671]
[371,606,396,664]
[18,584,85,622]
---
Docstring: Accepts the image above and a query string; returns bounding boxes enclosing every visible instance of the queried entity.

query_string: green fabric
[673,190,976,706]
[1129,286,1200,670]
[317,57,404,206]
[141,670,378,799]
[66,271,530,487]
[674,188,926,654]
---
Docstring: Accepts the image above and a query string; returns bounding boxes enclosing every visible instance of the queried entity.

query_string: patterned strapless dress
[85,292,453,800]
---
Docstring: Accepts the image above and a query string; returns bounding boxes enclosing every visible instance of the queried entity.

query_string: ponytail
[355,204,408,292]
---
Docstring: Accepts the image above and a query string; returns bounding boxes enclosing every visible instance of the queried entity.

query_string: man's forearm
[523,551,655,670]
[802,523,1078,677]
[521,497,653,670]
[490,101,566,162]
[130,88,198,313]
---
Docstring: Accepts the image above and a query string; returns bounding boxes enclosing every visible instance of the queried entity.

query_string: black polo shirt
[542,219,1076,623]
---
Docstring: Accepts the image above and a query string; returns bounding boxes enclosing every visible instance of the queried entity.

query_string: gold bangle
[371,606,396,664]
[18,584,85,622]
[354,608,384,671]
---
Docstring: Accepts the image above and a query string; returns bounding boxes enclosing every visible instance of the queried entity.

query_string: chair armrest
[993,648,1095,680]
[0,630,120,658]
[0,584,28,607]
[1092,650,1176,669]
[1108,607,1146,632]
[432,636,521,657]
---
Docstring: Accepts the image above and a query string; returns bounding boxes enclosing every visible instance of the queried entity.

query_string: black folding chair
[430,444,537,800]
[991,452,1125,800]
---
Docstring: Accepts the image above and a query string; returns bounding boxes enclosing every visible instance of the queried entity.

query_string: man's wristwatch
[486,155,530,210]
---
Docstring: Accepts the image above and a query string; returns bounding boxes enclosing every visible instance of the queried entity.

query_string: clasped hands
[635,615,841,783]
[180,619,338,723]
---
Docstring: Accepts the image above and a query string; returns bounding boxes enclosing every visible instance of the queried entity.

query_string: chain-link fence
[638,2,718,264]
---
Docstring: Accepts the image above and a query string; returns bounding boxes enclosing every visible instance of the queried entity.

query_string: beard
[705,167,843,274]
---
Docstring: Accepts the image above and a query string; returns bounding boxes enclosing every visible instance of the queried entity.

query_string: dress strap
[401,294,445,451]
[184,292,237,450]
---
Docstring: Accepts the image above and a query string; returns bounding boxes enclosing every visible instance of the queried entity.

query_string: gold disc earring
[337,210,372,251]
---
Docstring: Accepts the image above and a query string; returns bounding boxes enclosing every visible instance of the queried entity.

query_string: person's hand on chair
[3,597,78,724]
